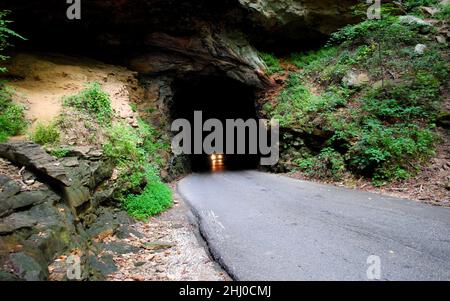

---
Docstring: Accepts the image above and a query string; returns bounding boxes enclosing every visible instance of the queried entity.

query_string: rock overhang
[3,0,359,87]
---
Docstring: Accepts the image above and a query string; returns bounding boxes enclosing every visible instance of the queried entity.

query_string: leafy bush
[103,120,172,219]
[104,120,169,167]
[29,122,60,145]
[104,122,144,164]
[63,82,112,122]
[0,85,26,141]
[123,168,172,220]
[260,52,283,75]
[346,121,435,180]
[294,148,346,180]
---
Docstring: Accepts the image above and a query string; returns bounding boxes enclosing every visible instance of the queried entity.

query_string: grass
[63,82,113,123]
[263,2,448,184]
[260,52,284,75]
[49,147,71,158]
[29,122,60,145]
[0,85,26,142]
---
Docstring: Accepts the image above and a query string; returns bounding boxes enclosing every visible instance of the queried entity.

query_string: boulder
[342,71,370,88]
[436,35,447,44]
[0,142,114,214]
[0,213,37,235]
[0,187,57,218]
[399,15,432,27]
[9,252,48,281]
[0,142,70,187]
[414,44,428,55]
[0,176,88,281]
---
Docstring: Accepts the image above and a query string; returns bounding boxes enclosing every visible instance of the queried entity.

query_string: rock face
[239,0,359,38]
[0,174,77,280]
[0,142,69,187]
[3,0,359,86]
[129,30,269,88]
[0,142,114,215]
[0,142,127,280]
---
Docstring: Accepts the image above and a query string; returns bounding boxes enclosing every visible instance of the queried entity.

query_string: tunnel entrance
[171,75,261,172]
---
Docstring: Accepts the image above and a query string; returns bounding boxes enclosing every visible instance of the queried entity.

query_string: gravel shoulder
[107,184,230,281]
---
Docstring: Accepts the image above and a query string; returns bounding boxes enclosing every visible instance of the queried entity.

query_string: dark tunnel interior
[171,75,261,172]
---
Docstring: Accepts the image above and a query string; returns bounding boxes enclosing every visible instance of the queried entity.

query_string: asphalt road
[178,170,450,281]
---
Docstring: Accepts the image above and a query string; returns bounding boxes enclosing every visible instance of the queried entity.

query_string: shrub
[103,120,172,219]
[103,122,144,164]
[123,168,173,220]
[435,2,450,20]
[104,120,169,167]
[0,85,26,141]
[294,148,346,181]
[63,82,112,122]
[29,122,60,145]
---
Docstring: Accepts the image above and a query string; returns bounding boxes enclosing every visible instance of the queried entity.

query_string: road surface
[178,170,450,280]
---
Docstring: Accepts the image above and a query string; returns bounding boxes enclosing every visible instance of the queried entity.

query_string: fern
[0,10,26,72]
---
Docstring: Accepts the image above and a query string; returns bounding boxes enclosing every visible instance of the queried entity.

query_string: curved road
[178,170,450,281]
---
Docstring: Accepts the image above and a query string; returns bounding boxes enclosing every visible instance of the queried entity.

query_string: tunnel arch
[170,74,262,171]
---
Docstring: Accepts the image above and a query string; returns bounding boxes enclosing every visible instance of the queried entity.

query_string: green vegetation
[0,10,27,142]
[0,85,26,142]
[1,10,25,73]
[294,148,346,181]
[61,80,172,219]
[263,2,448,184]
[49,147,71,158]
[103,118,172,219]
[260,52,283,75]
[63,82,113,123]
[61,81,172,219]
[29,122,60,145]
[122,169,173,220]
